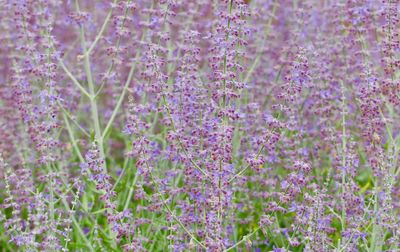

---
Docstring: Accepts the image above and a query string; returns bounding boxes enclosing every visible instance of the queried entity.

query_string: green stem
[224,227,260,252]
[59,101,90,137]
[229,146,264,183]
[62,113,85,163]
[340,81,346,231]
[123,170,139,211]
[85,0,118,56]
[162,95,210,178]
[147,163,207,250]
[75,0,106,172]
[58,59,91,98]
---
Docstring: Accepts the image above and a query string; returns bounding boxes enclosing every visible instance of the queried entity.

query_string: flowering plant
[0,0,399,251]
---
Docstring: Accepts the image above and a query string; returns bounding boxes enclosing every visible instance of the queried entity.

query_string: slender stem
[221,0,233,108]
[62,113,85,163]
[112,156,131,191]
[243,0,278,84]
[47,163,94,251]
[58,59,91,98]
[94,0,133,98]
[102,1,153,139]
[75,0,106,172]
[102,58,137,139]
[123,169,139,211]
[85,0,118,57]
[147,163,207,250]
[58,100,90,137]
[224,227,260,252]
[47,164,56,252]
[340,81,346,231]
[162,95,210,179]
[229,112,282,183]
[229,145,264,183]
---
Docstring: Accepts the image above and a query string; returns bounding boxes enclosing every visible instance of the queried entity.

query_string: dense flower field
[0,0,399,251]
